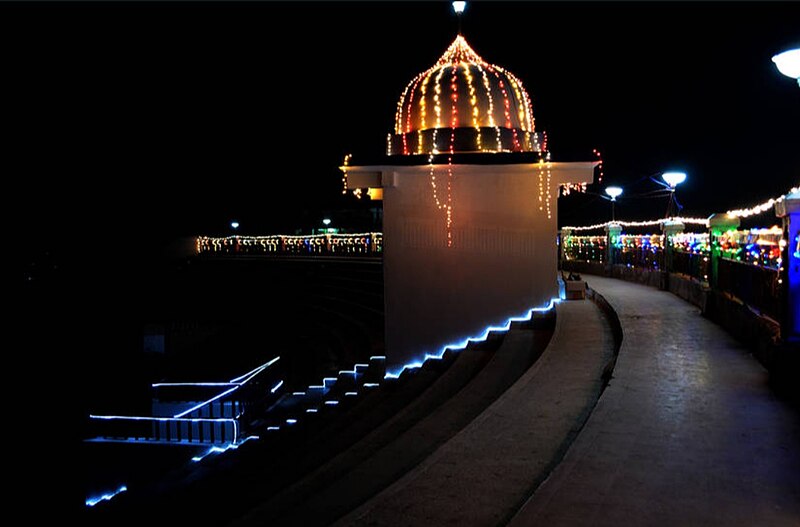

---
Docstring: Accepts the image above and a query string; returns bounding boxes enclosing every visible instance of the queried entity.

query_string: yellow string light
[726,185,799,218]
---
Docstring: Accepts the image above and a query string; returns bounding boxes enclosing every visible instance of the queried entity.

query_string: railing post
[775,191,800,342]
[661,220,684,290]
[604,223,621,272]
[707,213,740,291]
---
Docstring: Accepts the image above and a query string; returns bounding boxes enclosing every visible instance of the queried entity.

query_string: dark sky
[10,1,800,250]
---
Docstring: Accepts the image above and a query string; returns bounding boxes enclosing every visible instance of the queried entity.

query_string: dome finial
[452,2,466,35]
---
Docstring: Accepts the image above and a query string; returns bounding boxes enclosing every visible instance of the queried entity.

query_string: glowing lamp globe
[452,1,466,14]
[322,218,332,226]
[605,186,623,201]
[230,221,240,230]
[662,172,687,188]
[772,48,800,86]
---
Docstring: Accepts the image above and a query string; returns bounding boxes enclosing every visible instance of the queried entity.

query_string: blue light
[323,377,338,386]
[286,419,297,425]
[345,392,358,396]
[292,391,307,396]
[370,355,386,361]
[231,221,240,230]
[363,383,380,388]
[174,386,240,418]
[267,426,280,431]
[325,400,339,406]
[90,415,240,444]
[191,445,227,462]
[384,298,560,379]
[306,408,318,413]
[152,382,238,388]
[86,485,127,507]
[270,380,284,394]
[229,356,280,383]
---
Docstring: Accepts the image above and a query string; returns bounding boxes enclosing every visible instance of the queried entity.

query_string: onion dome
[388,35,541,156]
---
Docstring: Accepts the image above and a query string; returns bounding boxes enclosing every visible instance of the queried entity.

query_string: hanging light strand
[726,185,800,218]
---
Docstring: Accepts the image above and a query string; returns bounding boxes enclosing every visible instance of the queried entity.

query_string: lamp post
[605,186,623,222]
[772,48,800,87]
[662,171,686,218]
[603,187,623,269]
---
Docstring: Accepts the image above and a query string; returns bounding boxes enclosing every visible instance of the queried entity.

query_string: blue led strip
[190,435,259,462]
[89,415,239,444]
[86,485,127,507]
[173,386,240,418]
[384,297,560,379]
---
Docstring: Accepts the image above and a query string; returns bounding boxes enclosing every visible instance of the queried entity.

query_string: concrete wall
[373,162,590,373]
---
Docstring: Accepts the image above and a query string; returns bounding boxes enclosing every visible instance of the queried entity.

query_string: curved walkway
[511,276,800,526]
[333,298,615,526]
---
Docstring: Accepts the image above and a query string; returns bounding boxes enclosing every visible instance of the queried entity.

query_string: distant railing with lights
[561,225,787,323]
[614,234,664,270]
[196,233,383,256]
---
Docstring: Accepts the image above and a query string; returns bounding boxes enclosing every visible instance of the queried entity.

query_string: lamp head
[662,172,687,188]
[605,186,623,201]
[452,1,466,14]
[772,48,800,86]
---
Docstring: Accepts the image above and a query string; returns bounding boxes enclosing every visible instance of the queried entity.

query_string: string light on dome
[434,66,446,129]
[592,148,603,183]
[429,155,455,247]
[393,35,539,155]
[474,62,501,150]
[418,69,434,152]
[545,152,553,219]
[462,62,482,150]
[726,185,800,218]
[341,153,352,194]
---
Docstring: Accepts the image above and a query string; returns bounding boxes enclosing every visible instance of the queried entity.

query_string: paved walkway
[335,299,615,526]
[511,276,800,526]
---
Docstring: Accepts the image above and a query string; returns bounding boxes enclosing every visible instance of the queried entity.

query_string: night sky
[11,1,799,259]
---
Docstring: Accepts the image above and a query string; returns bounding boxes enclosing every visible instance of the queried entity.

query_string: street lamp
[662,172,687,188]
[230,221,240,230]
[322,218,332,226]
[605,186,623,221]
[452,1,466,14]
[772,48,800,87]
[662,171,687,218]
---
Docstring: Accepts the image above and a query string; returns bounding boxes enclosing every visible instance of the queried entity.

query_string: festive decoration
[592,148,603,183]
[389,35,540,155]
[565,226,785,272]
[563,217,708,232]
[726,185,799,218]
[197,233,383,256]
[341,154,352,194]
[714,226,784,269]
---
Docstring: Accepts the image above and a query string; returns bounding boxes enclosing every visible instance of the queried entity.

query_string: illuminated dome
[389,36,542,156]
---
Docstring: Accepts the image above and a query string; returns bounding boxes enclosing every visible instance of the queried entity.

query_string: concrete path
[335,298,615,526]
[511,276,800,526]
